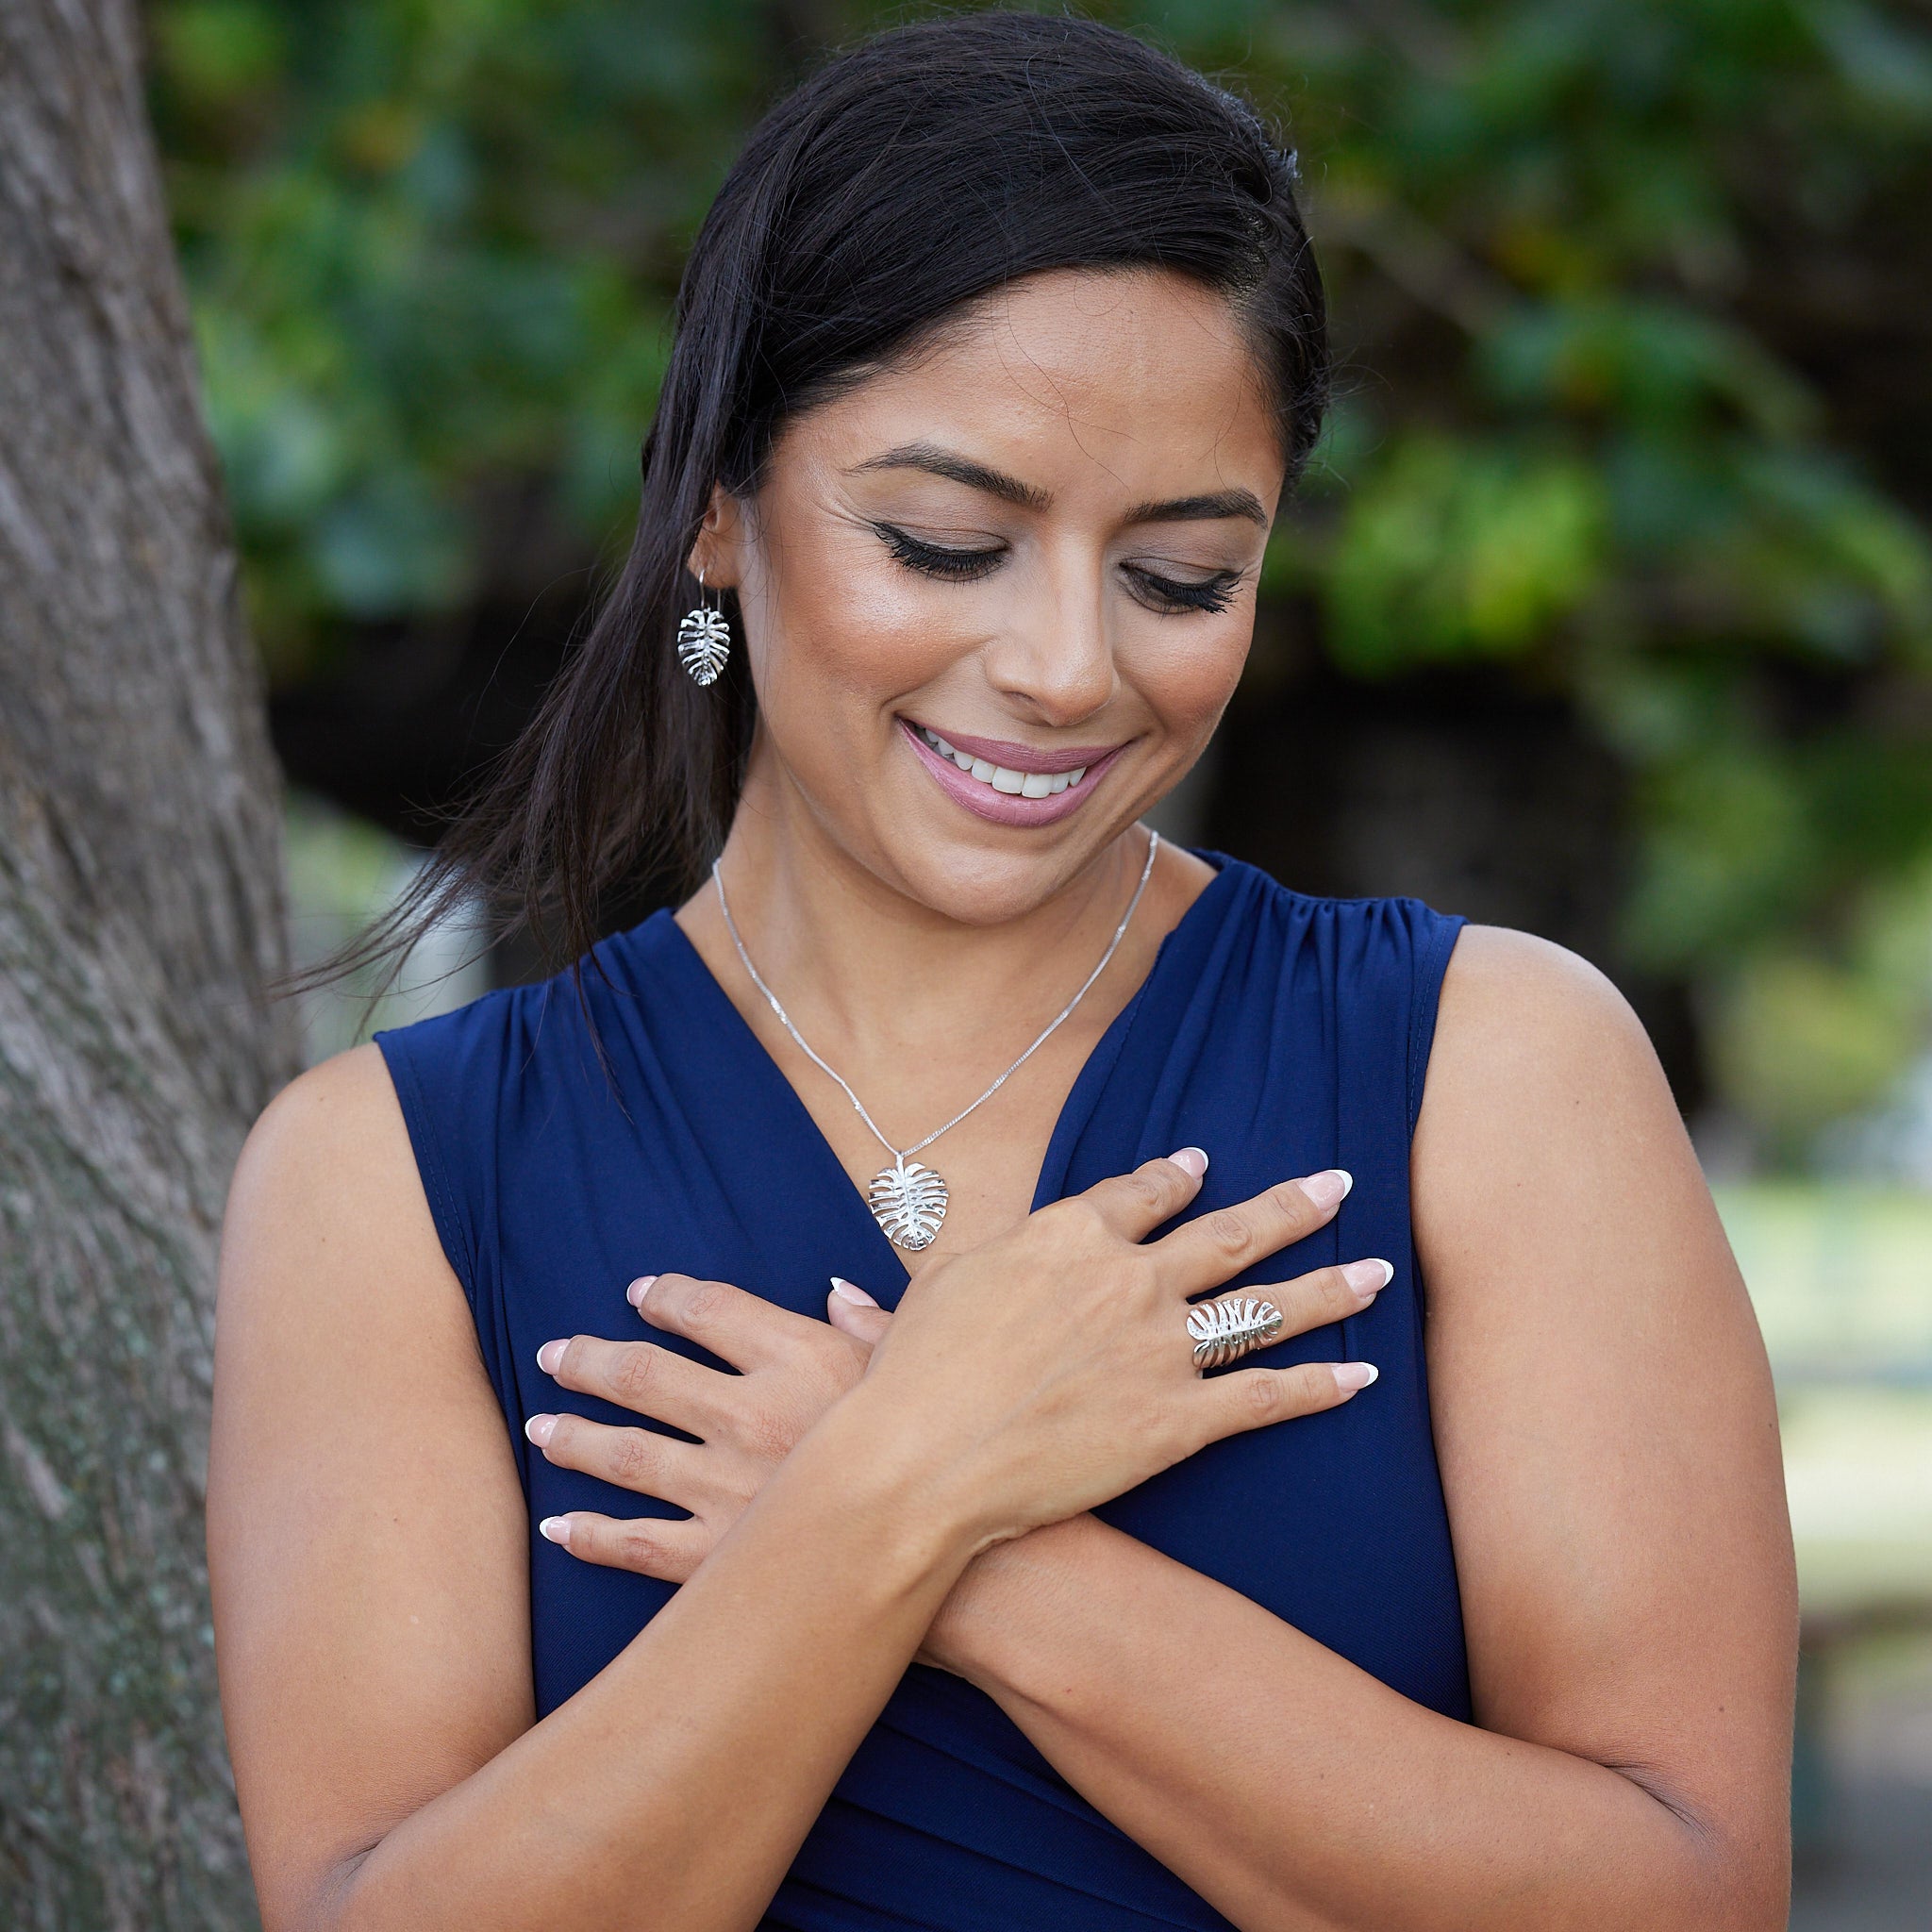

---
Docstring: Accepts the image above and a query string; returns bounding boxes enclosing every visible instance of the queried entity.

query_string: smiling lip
[897,716,1128,827]
[905,723,1121,775]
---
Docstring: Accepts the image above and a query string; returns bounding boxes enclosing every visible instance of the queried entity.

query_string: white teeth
[915,724,1093,800]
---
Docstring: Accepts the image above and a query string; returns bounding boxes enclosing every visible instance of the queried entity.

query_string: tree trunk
[0,1,295,1924]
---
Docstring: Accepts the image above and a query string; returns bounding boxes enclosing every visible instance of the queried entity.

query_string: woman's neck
[674,748,1208,1126]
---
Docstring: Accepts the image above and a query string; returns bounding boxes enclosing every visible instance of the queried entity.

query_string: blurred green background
[148,1,1932,1921]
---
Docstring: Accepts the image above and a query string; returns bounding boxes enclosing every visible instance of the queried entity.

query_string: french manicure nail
[627,1275,658,1307]
[1342,1257,1394,1299]
[829,1275,879,1307]
[1168,1146,1209,1178]
[536,1339,567,1374]
[1301,1169,1353,1209]
[538,1516,571,1545]
[1332,1361,1378,1392]
[525,1413,557,1447]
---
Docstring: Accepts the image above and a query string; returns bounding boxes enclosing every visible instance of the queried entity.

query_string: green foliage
[1323,432,1609,672]
[1705,859,1932,1156]
[153,0,1932,1155]
[154,0,757,664]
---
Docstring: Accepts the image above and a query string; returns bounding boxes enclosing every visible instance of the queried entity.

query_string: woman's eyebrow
[849,443,1050,510]
[1123,489,1269,528]
[849,444,1268,528]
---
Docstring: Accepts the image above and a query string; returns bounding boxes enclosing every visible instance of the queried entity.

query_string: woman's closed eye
[872,522,1247,615]
[872,523,1005,581]
[1123,562,1243,616]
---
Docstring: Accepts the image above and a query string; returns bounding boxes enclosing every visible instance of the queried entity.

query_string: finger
[632,1271,820,1370]
[538,1333,731,1434]
[826,1276,891,1349]
[1207,1357,1379,1438]
[1156,1168,1353,1291]
[525,1411,709,1506]
[1191,1257,1392,1349]
[1077,1147,1210,1241]
[537,1508,709,1584]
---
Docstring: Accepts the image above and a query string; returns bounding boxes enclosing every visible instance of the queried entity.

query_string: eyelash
[874,525,1001,582]
[1127,566,1241,616]
[872,525,1242,616]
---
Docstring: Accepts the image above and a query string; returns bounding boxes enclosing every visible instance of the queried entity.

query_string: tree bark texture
[0,1,296,1924]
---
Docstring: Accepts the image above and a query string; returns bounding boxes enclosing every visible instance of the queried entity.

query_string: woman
[208,14,1797,1931]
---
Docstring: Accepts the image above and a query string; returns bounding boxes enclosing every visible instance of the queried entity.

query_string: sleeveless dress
[375,851,1470,1932]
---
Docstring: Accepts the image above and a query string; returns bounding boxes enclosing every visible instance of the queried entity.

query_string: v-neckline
[648,849,1238,1297]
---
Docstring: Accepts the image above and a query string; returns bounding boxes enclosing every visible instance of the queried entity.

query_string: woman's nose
[978,558,1118,726]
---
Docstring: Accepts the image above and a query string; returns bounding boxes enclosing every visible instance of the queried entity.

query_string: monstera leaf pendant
[868,1158,949,1252]
[1187,1296,1285,1370]
[675,605,731,686]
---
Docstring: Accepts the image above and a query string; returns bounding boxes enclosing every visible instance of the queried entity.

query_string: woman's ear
[686,486,749,590]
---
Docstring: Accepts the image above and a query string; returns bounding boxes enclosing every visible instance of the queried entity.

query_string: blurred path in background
[1790,1632,1932,1929]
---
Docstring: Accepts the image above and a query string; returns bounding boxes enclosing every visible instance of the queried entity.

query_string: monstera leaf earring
[676,568,731,687]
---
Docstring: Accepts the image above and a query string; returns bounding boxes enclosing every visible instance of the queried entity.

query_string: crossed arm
[917,928,1795,1929]
[208,927,1796,1931]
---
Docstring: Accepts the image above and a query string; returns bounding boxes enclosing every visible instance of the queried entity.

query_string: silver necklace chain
[712,827,1161,1169]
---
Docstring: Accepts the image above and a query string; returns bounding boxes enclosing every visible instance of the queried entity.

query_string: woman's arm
[209,1045,976,1932]
[211,1043,1370,1932]
[910,926,1797,1932]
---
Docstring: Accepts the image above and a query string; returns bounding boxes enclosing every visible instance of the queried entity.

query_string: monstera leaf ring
[1186,1296,1285,1370]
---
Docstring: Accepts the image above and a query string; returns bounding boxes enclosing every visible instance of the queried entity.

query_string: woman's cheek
[1122,611,1251,740]
[754,525,980,696]
[824,545,1013,688]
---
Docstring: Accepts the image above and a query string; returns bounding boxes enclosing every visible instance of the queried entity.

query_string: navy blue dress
[375,852,1470,1931]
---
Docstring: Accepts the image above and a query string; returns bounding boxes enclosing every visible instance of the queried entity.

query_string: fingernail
[1168,1146,1209,1178]
[525,1413,557,1447]
[627,1275,658,1307]
[1333,1361,1378,1391]
[829,1275,878,1307]
[1301,1169,1353,1208]
[536,1339,567,1374]
[538,1516,571,1545]
[1342,1257,1393,1299]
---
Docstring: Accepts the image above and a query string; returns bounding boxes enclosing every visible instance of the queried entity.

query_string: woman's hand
[527,1150,1388,1577]
[854,1151,1381,1552]
[525,1276,888,1579]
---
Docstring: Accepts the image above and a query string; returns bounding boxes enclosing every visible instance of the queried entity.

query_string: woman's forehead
[779,269,1284,509]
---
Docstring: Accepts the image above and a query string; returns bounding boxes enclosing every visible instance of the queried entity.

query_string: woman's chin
[865,793,1152,928]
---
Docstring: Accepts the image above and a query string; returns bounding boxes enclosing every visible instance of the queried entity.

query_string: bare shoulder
[229,1041,389,1218]
[215,1038,496,1472]
[1417,924,1681,1214]
[229,1041,424,1243]
[214,1038,508,1532]
[1433,921,1657,1072]
[1413,918,1739,1356]
[222,1040,479,1348]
